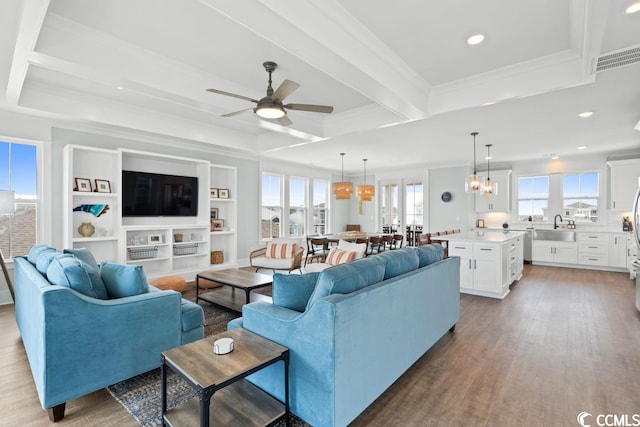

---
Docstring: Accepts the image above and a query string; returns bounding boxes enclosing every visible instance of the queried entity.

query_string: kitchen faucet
[554,214,563,229]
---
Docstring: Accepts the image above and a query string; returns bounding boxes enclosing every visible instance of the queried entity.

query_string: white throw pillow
[337,239,367,259]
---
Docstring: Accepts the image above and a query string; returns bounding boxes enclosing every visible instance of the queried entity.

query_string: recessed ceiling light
[551,156,560,160]
[481,101,495,107]
[626,2,640,13]
[578,111,593,118]
[577,145,587,150]
[467,34,485,45]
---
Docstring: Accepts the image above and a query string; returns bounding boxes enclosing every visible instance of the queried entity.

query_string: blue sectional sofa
[229,244,460,427]
[14,245,204,422]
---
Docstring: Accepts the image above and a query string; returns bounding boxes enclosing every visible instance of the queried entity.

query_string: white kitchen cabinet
[578,232,609,267]
[608,159,640,211]
[448,233,522,299]
[532,241,577,264]
[608,232,628,269]
[475,170,511,212]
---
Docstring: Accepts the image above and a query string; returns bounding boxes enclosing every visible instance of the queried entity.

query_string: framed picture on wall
[210,188,219,198]
[218,189,229,199]
[210,208,219,219]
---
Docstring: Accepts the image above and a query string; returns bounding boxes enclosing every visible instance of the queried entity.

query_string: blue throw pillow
[47,254,109,299]
[63,247,100,271]
[27,244,56,265]
[100,262,149,299]
[306,256,385,310]
[35,250,60,275]
[415,244,444,267]
[272,272,320,312]
[376,248,419,279]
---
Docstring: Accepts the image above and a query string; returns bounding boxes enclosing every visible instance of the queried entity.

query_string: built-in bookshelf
[63,145,236,280]
[209,164,238,269]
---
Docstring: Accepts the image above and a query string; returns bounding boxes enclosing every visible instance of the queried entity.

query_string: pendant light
[465,132,483,193]
[356,159,375,201]
[332,153,353,200]
[482,144,498,197]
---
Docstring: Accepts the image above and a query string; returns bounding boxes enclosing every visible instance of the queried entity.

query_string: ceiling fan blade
[206,88,259,104]
[262,115,293,127]
[285,103,334,114]
[221,108,254,118]
[272,79,300,102]
[276,115,293,126]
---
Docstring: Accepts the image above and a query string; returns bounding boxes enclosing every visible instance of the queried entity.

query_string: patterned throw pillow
[266,242,298,259]
[326,247,357,265]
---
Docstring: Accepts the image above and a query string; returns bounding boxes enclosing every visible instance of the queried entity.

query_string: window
[405,182,423,227]
[289,177,307,236]
[517,176,549,221]
[312,180,328,235]
[260,173,282,239]
[0,141,39,259]
[563,172,599,222]
[380,183,398,232]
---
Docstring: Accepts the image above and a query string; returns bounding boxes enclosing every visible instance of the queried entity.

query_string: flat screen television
[122,170,198,217]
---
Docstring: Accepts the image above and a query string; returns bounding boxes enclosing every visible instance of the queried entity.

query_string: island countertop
[434,230,525,243]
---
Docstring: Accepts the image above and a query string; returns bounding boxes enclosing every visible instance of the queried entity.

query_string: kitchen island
[438,230,525,299]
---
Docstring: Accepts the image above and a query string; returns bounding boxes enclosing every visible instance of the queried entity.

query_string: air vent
[596,45,640,73]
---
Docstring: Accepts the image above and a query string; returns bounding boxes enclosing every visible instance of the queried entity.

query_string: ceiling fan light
[256,102,285,119]
[626,2,640,13]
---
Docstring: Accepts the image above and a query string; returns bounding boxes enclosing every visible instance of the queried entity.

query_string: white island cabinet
[445,231,524,299]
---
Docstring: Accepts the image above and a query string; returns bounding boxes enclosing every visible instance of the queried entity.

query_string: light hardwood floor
[2,265,639,426]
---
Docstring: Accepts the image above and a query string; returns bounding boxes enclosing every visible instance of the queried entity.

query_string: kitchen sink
[533,230,576,242]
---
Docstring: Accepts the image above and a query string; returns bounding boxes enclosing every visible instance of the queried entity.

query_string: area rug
[108,286,308,426]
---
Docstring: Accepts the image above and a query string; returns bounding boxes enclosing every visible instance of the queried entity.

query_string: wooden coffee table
[161,327,290,427]
[196,269,273,312]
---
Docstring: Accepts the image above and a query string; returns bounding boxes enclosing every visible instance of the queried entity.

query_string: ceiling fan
[206,61,334,126]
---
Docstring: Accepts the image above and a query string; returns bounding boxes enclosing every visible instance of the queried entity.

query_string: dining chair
[392,234,403,249]
[368,236,384,255]
[305,237,330,266]
[382,234,394,251]
[355,237,369,257]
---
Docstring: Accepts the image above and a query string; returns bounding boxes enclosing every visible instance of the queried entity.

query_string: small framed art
[210,188,219,198]
[210,207,219,220]
[95,179,111,193]
[147,233,162,244]
[218,188,230,199]
[211,219,224,231]
[75,178,92,192]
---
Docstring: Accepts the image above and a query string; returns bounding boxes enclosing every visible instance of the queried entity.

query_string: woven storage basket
[211,250,224,264]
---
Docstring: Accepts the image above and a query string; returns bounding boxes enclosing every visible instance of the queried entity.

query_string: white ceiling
[1,0,639,173]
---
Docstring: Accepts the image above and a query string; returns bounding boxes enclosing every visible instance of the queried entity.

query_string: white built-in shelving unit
[63,145,237,280]
[209,164,238,269]
[62,145,122,262]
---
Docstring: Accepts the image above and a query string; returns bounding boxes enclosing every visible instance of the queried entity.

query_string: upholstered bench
[150,275,186,293]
